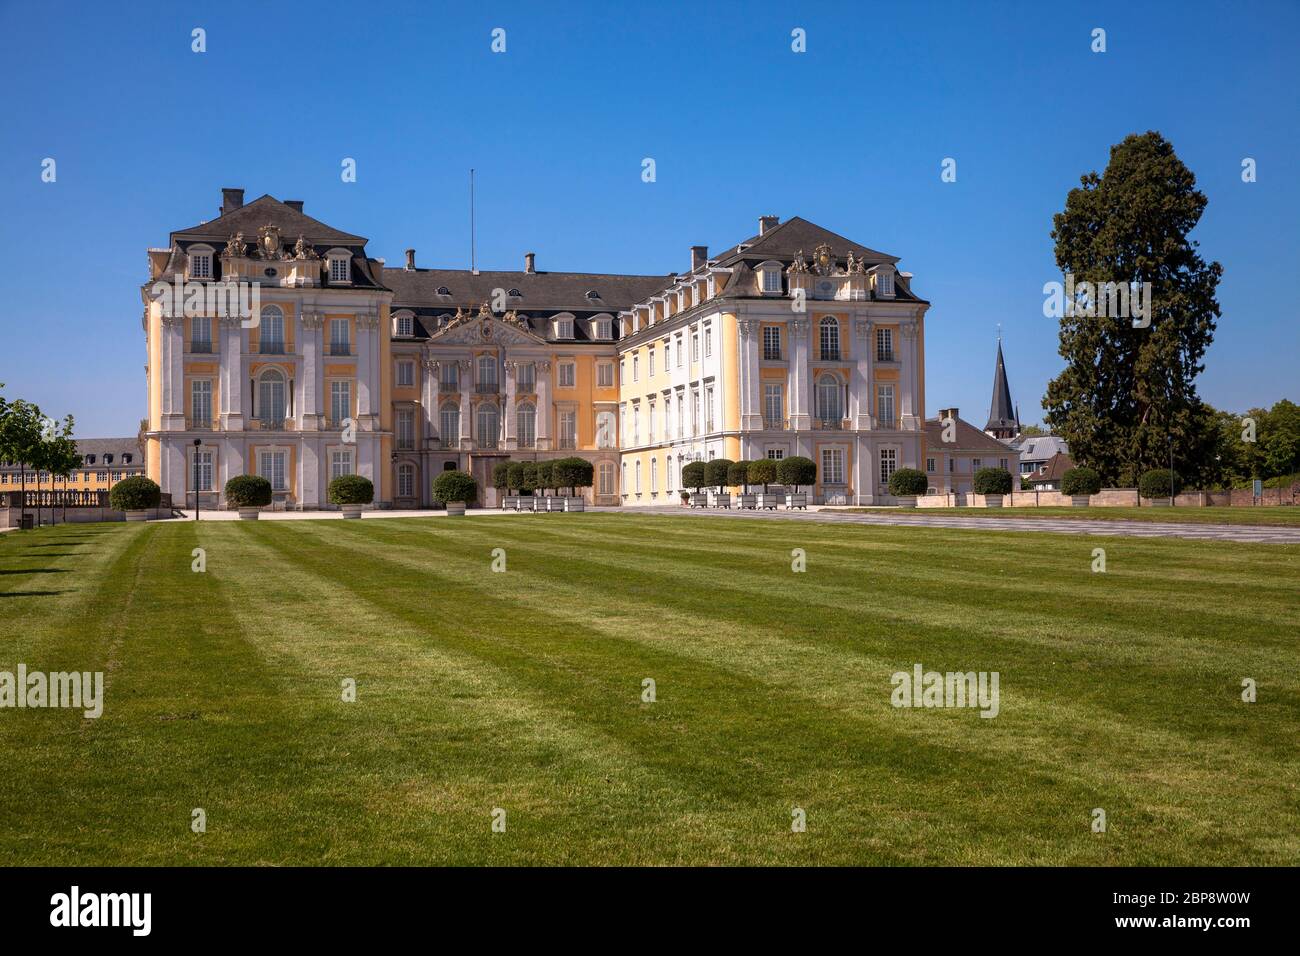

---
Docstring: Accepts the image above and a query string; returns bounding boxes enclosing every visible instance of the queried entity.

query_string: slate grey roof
[1014,435,1070,463]
[74,438,144,466]
[1023,452,1075,485]
[985,340,1017,433]
[172,194,366,244]
[923,416,1017,454]
[711,216,898,267]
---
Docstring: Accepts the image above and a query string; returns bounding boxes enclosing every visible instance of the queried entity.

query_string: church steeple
[984,336,1019,439]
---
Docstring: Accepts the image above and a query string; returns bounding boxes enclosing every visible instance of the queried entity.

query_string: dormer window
[327,251,351,284]
[586,290,600,301]
[123,454,133,464]
[85,455,96,465]
[188,245,214,279]
[436,286,451,296]
[104,454,114,465]
[555,317,575,339]
[878,272,894,297]
[758,260,784,294]
[508,288,522,298]
[595,318,613,340]
[395,314,414,337]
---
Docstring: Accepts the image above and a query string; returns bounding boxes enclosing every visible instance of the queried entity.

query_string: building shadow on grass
[0,568,70,575]
[0,590,73,598]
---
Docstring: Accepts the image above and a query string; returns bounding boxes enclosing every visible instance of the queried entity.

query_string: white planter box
[341,504,364,519]
[565,497,585,512]
[237,507,261,521]
[124,510,149,522]
[756,493,781,510]
[893,496,917,509]
[688,494,707,508]
[445,501,467,516]
[737,494,757,510]
[1147,499,1170,507]
[502,495,517,510]
[1070,496,1091,508]
[982,494,1004,508]
[516,498,536,512]
[785,493,808,510]
[547,497,566,512]
[709,493,732,509]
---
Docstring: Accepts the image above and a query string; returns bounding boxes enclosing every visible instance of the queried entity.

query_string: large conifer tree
[1044,132,1222,486]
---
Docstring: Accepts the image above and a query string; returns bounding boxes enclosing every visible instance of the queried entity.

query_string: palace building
[142,191,931,508]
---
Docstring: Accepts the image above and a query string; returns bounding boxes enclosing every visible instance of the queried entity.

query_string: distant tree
[1260,399,1300,481]
[1043,132,1222,486]
[1018,424,1048,438]
[41,418,80,523]
[0,388,47,529]
[492,461,511,495]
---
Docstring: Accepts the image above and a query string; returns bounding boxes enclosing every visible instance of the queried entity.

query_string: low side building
[923,409,1017,494]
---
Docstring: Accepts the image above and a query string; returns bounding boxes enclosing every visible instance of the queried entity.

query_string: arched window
[819,316,840,360]
[815,373,842,424]
[650,458,658,493]
[476,402,499,448]
[621,461,628,494]
[439,401,460,447]
[260,306,285,353]
[516,401,536,448]
[258,368,287,425]
[397,463,415,498]
[595,411,616,448]
[635,460,642,494]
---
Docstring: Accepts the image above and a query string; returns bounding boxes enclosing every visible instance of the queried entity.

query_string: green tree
[1018,424,1048,438]
[0,388,47,529]
[1043,132,1222,486]
[681,461,707,492]
[40,417,80,524]
[1260,399,1300,481]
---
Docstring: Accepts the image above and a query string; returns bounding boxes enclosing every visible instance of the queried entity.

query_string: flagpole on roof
[470,168,477,275]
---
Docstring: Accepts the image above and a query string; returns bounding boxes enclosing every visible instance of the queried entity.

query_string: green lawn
[842,505,1300,526]
[1,515,1297,866]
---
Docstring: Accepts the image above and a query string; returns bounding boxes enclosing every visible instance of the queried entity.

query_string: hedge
[491,461,511,491]
[1060,466,1102,497]
[552,457,594,494]
[327,474,374,505]
[108,475,161,511]
[973,467,1013,495]
[432,470,477,505]
[534,460,554,494]
[747,458,777,490]
[1139,468,1182,499]
[727,460,750,491]
[681,461,707,490]
[776,456,816,492]
[224,474,272,508]
[887,467,928,497]
[705,458,734,491]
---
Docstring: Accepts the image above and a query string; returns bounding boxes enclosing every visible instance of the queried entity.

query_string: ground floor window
[767,448,784,460]
[331,449,353,479]
[821,448,845,485]
[598,462,615,496]
[192,450,213,492]
[397,463,415,498]
[879,448,897,486]
[260,451,287,491]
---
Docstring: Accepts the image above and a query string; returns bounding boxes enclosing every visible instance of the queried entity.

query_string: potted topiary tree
[972,467,1013,507]
[492,460,513,510]
[1060,466,1101,507]
[886,467,927,508]
[432,469,477,515]
[328,474,373,518]
[561,456,593,511]
[729,460,755,509]
[1139,468,1181,507]
[506,462,527,511]
[705,458,734,508]
[225,474,272,520]
[534,459,558,511]
[748,458,779,509]
[777,456,816,509]
[681,461,707,508]
[109,475,161,522]
[518,461,539,511]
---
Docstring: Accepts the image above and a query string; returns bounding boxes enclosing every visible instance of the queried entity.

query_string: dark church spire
[984,337,1018,439]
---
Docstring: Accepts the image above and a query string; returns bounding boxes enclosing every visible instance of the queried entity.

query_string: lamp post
[193,438,202,520]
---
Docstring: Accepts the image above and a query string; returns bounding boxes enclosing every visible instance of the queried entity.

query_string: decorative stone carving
[293,235,319,260]
[422,359,440,373]
[477,301,493,320]
[812,243,836,276]
[257,225,284,260]
[787,250,809,274]
[790,318,811,335]
[739,319,758,338]
[355,312,379,330]
[300,311,323,331]
[222,232,248,259]
[855,318,874,337]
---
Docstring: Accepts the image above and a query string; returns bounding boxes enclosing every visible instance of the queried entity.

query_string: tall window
[763,326,781,360]
[878,272,894,296]
[703,324,713,357]
[762,269,782,293]
[877,384,895,429]
[663,395,673,439]
[559,362,576,388]
[598,462,614,496]
[191,380,212,427]
[330,318,350,355]
[676,334,684,366]
[476,403,499,448]
[396,360,414,387]
[677,393,685,437]
[635,460,642,494]
[650,458,658,493]
[517,363,536,391]
[329,255,350,283]
[259,369,287,425]
[191,316,212,353]
[648,402,657,443]
[880,448,898,486]
[704,386,715,432]
[559,410,576,449]
[648,347,656,377]
[517,402,536,448]
[440,364,459,389]
[440,402,460,445]
[260,306,285,354]
[596,363,613,388]
[876,327,894,361]
[764,384,783,428]
[632,354,639,381]
[330,380,351,426]
[822,448,845,485]
[477,356,498,391]
[819,317,840,360]
[595,318,612,340]
[396,315,414,337]
[259,451,287,491]
[330,449,353,479]
[690,388,699,435]
[691,332,699,362]
[622,461,627,494]
[816,373,842,423]
[397,463,415,498]
[663,340,671,369]
[192,450,213,492]
[189,250,212,279]
[595,411,615,448]
[397,409,415,449]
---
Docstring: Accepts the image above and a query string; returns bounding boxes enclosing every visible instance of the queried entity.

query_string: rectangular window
[396,361,414,387]
[880,448,898,486]
[517,363,536,391]
[677,393,686,436]
[664,340,671,369]
[648,402,657,442]
[330,449,353,479]
[762,269,782,293]
[676,334,684,366]
[559,362,576,388]
[879,272,894,296]
[949,458,955,473]
[190,253,211,279]
[596,362,613,388]
[397,409,415,449]
[191,380,212,427]
[329,257,350,283]
[764,384,783,428]
[260,451,287,491]
[767,448,784,460]
[330,318,350,355]
[704,325,713,358]
[877,384,895,429]
[690,388,699,435]
[330,380,351,426]
[559,410,577,449]
[763,326,781,360]
[648,347,656,377]
[691,332,699,363]
[822,448,844,485]
[973,458,982,471]
[926,458,936,473]
[192,450,213,492]
[191,316,212,352]
[999,458,1009,470]
[440,364,458,389]
[876,328,894,362]
[704,385,715,432]
[556,319,574,339]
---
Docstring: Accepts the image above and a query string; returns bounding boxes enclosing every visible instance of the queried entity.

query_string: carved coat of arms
[257,225,283,260]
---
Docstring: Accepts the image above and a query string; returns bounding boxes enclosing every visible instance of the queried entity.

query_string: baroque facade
[142,191,930,508]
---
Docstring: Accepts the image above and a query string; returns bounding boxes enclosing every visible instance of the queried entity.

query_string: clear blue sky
[1,0,1296,437]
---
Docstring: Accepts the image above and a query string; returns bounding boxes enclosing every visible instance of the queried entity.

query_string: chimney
[939,407,960,422]
[759,215,780,235]
[690,245,708,271]
[221,188,244,216]
[284,200,304,213]
[524,252,536,274]
[405,248,416,271]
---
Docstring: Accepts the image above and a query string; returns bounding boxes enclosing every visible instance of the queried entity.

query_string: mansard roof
[172,194,367,245]
[711,216,899,268]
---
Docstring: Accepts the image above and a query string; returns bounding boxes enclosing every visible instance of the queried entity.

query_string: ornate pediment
[428,311,547,347]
